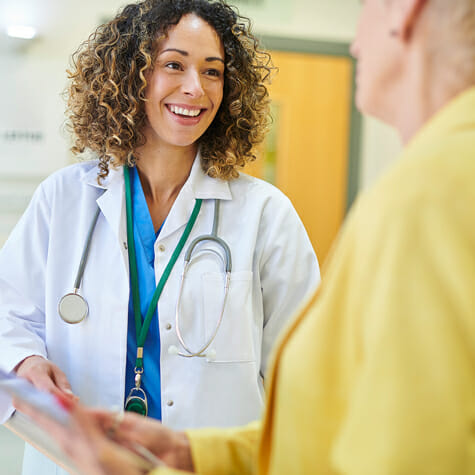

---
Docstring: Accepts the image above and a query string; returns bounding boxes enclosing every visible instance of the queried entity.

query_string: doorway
[245,38,362,265]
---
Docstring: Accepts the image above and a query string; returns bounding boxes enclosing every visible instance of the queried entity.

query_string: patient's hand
[14,394,194,475]
[93,409,194,472]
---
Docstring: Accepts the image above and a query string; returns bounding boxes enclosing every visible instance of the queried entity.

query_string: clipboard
[0,369,75,472]
[0,369,165,472]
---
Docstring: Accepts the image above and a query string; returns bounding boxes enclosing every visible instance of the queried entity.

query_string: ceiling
[0,0,128,56]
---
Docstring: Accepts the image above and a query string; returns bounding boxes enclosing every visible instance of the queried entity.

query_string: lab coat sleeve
[258,194,320,376]
[0,183,51,423]
[331,202,475,474]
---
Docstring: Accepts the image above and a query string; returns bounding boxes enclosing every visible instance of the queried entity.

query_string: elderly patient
[13,0,475,473]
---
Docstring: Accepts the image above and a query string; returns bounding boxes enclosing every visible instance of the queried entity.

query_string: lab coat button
[158,244,165,252]
[166,400,174,407]
[165,323,172,330]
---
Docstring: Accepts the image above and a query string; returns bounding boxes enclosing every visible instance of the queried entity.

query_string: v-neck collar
[131,165,159,265]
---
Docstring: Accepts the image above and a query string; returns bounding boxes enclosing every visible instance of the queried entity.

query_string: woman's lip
[165,104,206,125]
[166,103,206,111]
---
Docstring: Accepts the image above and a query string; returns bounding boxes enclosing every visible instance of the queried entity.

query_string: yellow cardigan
[155,87,475,474]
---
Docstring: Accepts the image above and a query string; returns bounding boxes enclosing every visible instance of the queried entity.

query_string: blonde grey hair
[424,0,475,84]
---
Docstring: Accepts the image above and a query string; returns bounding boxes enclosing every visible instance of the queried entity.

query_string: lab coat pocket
[201,271,255,363]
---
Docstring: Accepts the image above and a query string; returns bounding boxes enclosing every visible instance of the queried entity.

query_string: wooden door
[245,50,354,265]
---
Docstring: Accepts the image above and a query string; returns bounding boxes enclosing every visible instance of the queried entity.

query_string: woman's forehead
[157,15,224,57]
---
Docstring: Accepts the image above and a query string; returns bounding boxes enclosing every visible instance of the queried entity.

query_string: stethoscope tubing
[175,265,230,358]
[73,205,101,290]
[57,204,102,324]
[174,199,232,358]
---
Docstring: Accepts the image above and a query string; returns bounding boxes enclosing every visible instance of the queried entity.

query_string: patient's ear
[389,0,429,42]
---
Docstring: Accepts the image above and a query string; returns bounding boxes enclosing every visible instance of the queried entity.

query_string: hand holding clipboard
[0,369,167,475]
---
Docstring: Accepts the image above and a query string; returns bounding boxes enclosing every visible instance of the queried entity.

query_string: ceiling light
[6,25,37,40]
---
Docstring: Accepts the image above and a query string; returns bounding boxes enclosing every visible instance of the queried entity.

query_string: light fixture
[6,25,37,40]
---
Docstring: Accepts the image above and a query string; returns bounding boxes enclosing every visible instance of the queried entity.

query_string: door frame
[259,36,362,212]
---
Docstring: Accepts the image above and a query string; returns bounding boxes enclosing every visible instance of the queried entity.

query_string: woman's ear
[389,0,429,42]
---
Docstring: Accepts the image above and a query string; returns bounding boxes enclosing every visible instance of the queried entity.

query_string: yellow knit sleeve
[186,420,261,475]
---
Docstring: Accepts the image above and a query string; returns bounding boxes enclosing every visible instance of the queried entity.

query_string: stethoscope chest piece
[58,292,89,324]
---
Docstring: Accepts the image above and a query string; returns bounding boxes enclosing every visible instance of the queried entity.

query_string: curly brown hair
[66,0,274,181]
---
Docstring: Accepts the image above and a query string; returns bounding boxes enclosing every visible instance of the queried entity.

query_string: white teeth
[169,105,201,117]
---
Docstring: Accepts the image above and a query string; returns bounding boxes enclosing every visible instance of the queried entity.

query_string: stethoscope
[57,206,101,324]
[168,198,231,360]
[57,198,232,360]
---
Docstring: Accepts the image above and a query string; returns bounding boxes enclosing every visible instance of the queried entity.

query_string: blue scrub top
[125,166,163,420]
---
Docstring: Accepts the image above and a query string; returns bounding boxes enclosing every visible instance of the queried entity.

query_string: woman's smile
[165,103,207,126]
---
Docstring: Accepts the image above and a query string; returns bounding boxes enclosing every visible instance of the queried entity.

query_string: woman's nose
[183,70,205,98]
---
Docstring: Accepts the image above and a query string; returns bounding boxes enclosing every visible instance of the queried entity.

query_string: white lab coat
[0,155,319,474]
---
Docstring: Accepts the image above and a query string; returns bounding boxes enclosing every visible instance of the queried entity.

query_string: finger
[88,410,142,435]
[14,355,45,377]
[110,414,148,440]
[28,370,63,395]
[54,391,78,412]
[70,405,104,434]
[92,410,135,442]
[113,414,168,451]
[87,409,120,435]
[50,366,75,395]
[88,408,116,424]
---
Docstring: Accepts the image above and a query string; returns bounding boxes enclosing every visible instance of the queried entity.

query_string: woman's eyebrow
[159,48,224,63]
[159,47,188,56]
[206,57,225,64]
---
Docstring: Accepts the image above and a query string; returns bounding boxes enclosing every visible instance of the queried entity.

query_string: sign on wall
[0,54,71,245]
[0,56,70,177]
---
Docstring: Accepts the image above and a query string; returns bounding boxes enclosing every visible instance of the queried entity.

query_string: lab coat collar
[82,163,126,250]
[82,161,122,190]
[80,151,233,241]
[157,151,232,240]
[183,150,232,201]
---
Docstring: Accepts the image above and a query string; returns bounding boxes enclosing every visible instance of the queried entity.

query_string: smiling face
[142,14,225,154]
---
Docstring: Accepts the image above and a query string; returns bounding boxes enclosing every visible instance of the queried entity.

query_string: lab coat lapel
[158,154,232,241]
[82,165,127,267]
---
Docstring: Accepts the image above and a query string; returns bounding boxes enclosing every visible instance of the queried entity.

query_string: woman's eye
[165,62,182,71]
[205,69,222,78]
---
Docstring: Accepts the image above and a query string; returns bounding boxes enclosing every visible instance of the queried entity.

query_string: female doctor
[0,0,319,473]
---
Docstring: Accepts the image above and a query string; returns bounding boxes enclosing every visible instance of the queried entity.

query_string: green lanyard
[124,166,202,372]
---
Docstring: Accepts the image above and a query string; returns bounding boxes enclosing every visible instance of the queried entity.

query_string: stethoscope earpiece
[168,345,179,355]
[205,348,216,362]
